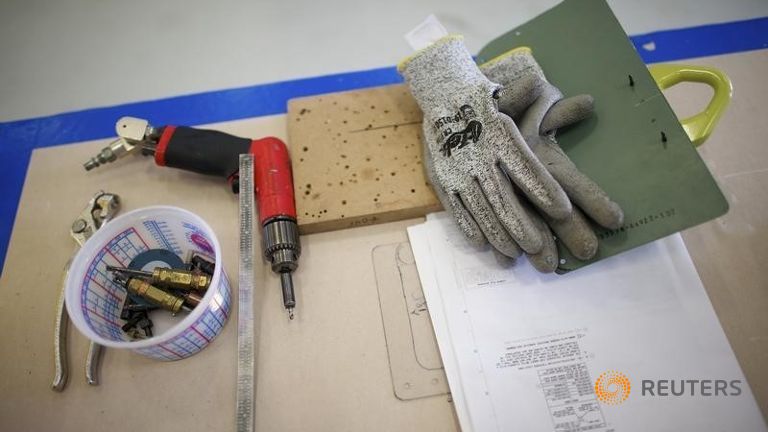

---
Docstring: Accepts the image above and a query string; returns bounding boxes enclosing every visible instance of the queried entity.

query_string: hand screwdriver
[85,117,301,320]
[107,265,210,291]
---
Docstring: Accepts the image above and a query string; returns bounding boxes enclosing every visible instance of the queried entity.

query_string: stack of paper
[408,213,765,432]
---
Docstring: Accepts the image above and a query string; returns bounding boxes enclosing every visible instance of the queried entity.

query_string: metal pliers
[52,191,120,391]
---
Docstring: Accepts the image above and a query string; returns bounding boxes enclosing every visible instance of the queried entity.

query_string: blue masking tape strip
[632,16,768,64]
[0,17,766,271]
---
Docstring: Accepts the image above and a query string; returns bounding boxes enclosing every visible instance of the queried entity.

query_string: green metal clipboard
[477,0,731,273]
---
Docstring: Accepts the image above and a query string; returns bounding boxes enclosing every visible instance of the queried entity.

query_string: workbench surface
[1,1,766,430]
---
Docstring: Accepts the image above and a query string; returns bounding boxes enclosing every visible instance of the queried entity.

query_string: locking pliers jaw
[53,191,121,392]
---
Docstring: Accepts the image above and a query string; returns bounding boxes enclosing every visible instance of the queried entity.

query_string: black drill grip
[157,126,251,178]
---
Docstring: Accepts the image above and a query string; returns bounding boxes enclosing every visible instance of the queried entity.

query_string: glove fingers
[479,168,543,254]
[497,114,572,220]
[541,147,624,229]
[460,182,522,259]
[521,206,559,273]
[543,207,599,261]
[540,95,594,134]
[491,248,517,267]
[442,190,489,248]
[560,173,624,230]
[423,152,487,247]
[495,75,545,118]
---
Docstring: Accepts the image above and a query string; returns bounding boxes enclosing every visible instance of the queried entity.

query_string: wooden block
[287,84,440,234]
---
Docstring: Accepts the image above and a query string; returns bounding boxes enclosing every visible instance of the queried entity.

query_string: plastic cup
[65,206,231,361]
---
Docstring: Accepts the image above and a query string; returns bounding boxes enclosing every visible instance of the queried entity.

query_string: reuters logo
[595,370,631,405]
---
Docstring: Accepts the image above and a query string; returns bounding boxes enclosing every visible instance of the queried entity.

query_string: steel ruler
[237,154,255,432]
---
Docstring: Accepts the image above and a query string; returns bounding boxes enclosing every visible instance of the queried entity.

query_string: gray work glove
[398,36,573,258]
[480,48,624,272]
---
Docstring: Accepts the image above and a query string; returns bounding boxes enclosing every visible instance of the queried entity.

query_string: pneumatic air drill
[84,117,301,319]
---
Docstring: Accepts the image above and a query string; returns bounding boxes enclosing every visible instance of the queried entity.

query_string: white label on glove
[404,14,449,51]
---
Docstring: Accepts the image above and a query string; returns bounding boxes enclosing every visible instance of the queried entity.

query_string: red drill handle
[152,126,296,224]
[250,137,297,224]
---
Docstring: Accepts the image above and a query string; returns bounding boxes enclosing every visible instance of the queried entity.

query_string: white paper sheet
[408,212,766,432]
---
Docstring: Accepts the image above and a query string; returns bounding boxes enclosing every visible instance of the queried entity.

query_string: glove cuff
[480,47,547,86]
[398,36,496,118]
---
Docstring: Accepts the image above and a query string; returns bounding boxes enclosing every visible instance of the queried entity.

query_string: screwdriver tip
[287,307,295,320]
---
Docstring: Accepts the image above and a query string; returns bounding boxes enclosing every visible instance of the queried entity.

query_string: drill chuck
[262,217,301,318]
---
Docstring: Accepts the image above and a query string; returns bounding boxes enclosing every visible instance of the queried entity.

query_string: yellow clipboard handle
[649,63,732,147]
